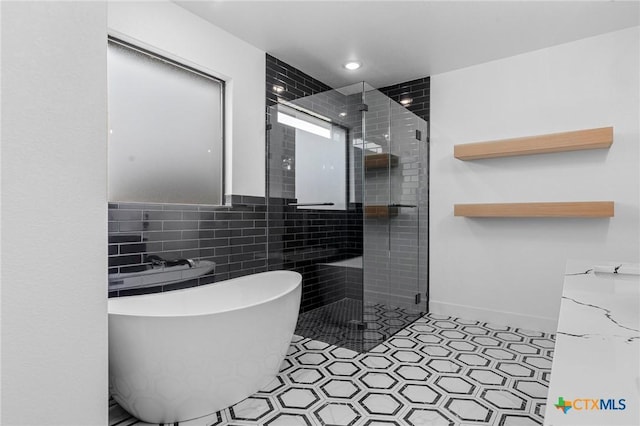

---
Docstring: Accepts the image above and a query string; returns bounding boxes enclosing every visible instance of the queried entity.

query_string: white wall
[108,1,266,197]
[1,2,108,425]
[430,27,640,332]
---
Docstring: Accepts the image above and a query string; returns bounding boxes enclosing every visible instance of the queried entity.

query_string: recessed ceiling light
[273,85,285,93]
[400,98,413,106]
[343,61,361,71]
[339,112,347,117]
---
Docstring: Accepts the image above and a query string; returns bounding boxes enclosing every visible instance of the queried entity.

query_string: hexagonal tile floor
[109,313,554,425]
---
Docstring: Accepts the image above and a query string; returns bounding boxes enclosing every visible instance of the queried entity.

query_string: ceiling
[175,1,639,89]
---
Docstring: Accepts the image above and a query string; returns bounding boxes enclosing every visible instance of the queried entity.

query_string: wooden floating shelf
[454,126,613,160]
[365,205,399,218]
[454,202,614,218]
[364,153,399,170]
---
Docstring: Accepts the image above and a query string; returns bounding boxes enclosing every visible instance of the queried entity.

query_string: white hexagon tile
[109,313,554,425]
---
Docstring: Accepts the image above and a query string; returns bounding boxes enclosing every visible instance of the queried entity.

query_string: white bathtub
[108,270,302,424]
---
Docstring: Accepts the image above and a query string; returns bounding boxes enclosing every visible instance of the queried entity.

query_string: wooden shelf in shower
[365,205,399,218]
[454,201,614,218]
[454,126,613,160]
[364,153,399,170]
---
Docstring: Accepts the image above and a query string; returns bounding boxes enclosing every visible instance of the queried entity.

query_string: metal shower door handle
[389,203,417,208]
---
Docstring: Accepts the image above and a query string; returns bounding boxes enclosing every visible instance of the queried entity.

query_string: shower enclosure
[267,82,428,352]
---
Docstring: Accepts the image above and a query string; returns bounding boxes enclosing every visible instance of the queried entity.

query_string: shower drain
[347,320,365,330]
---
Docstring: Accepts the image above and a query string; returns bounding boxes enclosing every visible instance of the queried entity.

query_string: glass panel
[388,99,421,314]
[267,83,365,351]
[294,126,347,210]
[418,120,429,312]
[107,41,223,205]
[274,105,347,210]
[362,88,392,326]
[362,87,428,345]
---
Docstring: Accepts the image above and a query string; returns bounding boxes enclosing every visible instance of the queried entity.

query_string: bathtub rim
[108,270,301,318]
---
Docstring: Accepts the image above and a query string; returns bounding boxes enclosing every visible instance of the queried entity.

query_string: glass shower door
[362,88,427,349]
[388,99,427,316]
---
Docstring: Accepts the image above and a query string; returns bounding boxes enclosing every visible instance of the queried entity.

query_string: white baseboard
[429,300,558,334]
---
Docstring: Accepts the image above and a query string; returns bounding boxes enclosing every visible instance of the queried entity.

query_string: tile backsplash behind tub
[108,195,267,297]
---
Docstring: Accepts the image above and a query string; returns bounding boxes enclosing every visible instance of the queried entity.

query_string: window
[277,105,348,210]
[107,38,224,205]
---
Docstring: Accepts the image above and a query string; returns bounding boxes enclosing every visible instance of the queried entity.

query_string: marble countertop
[544,259,639,426]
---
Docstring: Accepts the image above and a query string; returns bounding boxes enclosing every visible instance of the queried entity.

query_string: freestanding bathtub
[108,270,302,424]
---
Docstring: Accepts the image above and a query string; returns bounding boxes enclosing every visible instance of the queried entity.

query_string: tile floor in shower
[295,299,423,353]
[109,313,554,426]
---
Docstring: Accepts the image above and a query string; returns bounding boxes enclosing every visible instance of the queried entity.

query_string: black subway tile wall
[108,195,267,297]
[378,77,430,122]
[267,199,363,312]
[266,54,332,110]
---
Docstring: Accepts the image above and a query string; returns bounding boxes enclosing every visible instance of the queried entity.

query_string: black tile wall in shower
[267,198,363,312]
[378,76,430,122]
[266,54,332,110]
[107,195,267,297]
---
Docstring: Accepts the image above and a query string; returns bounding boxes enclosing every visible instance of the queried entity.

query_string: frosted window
[107,40,224,205]
[295,125,347,211]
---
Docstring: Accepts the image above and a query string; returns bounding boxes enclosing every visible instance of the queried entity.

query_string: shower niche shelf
[364,153,399,170]
[454,201,614,218]
[365,205,399,218]
[454,126,613,160]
